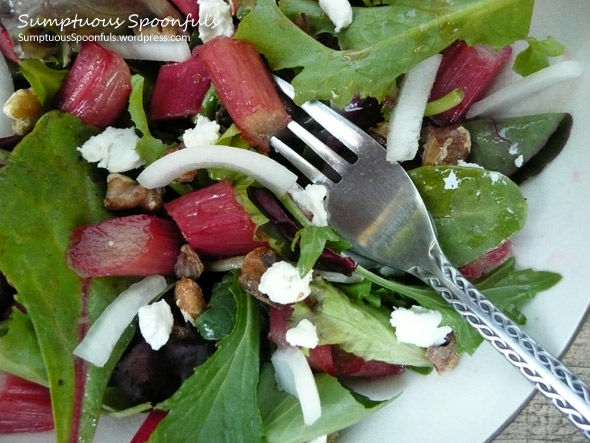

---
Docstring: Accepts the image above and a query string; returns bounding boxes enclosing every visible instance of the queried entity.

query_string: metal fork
[270,76,590,438]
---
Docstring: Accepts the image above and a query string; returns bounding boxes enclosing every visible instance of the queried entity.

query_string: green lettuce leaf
[0,111,135,442]
[0,308,48,386]
[409,166,527,267]
[235,0,533,106]
[19,59,69,106]
[258,363,391,443]
[153,273,263,442]
[294,279,432,367]
[194,274,237,341]
[129,74,173,164]
[514,36,565,76]
[293,226,351,277]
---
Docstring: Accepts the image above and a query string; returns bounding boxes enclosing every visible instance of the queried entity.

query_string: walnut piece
[174,244,205,280]
[421,124,471,166]
[163,147,197,183]
[3,88,43,135]
[239,247,280,306]
[174,278,207,323]
[104,173,164,211]
[426,333,460,373]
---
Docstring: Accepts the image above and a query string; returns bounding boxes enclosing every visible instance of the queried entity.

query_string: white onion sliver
[271,346,321,425]
[101,40,191,62]
[386,54,443,164]
[137,145,298,196]
[73,275,167,367]
[466,60,585,118]
[0,55,15,138]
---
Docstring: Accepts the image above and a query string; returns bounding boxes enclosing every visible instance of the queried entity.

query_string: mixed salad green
[0,0,578,441]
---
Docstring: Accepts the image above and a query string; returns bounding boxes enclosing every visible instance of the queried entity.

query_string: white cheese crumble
[198,0,234,43]
[77,127,143,173]
[443,169,460,190]
[514,154,524,168]
[258,261,312,304]
[508,143,520,155]
[318,0,353,33]
[138,300,174,350]
[182,115,221,147]
[456,160,484,169]
[390,306,452,348]
[286,319,319,349]
[291,184,329,226]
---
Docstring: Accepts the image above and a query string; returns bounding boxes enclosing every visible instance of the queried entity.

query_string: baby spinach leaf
[0,308,47,386]
[258,363,390,443]
[514,36,565,76]
[465,113,570,183]
[129,74,172,164]
[409,166,527,267]
[153,273,263,442]
[195,274,237,340]
[236,0,533,106]
[298,279,431,367]
[0,111,135,443]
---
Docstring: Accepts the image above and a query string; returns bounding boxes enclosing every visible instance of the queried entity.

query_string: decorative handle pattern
[414,246,590,438]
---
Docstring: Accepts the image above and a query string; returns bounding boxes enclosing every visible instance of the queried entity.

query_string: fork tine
[269,136,331,185]
[273,76,372,156]
[286,121,349,176]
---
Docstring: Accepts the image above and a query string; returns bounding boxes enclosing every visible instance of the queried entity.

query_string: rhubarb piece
[197,36,289,150]
[131,410,168,443]
[429,42,512,125]
[58,42,132,128]
[169,0,199,19]
[308,345,403,378]
[0,25,17,63]
[67,214,183,277]
[459,240,512,279]
[165,180,267,257]
[150,55,211,120]
[0,372,54,433]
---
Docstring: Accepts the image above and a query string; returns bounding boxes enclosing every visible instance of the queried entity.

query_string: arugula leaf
[19,59,69,106]
[236,0,533,106]
[409,166,527,267]
[258,363,391,443]
[153,273,263,442]
[295,279,431,367]
[0,111,135,442]
[293,226,351,277]
[129,74,173,164]
[514,36,565,76]
[195,274,237,340]
[0,308,48,386]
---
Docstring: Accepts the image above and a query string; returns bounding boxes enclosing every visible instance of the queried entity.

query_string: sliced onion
[137,145,298,196]
[205,256,245,272]
[386,54,443,163]
[0,54,15,138]
[466,60,585,118]
[73,275,167,367]
[101,40,191,62]
[271,346,321,425]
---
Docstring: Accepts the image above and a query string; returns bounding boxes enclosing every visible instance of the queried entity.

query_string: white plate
[3,1,590,442]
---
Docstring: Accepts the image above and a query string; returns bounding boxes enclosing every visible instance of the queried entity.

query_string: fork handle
[413,245,590,438]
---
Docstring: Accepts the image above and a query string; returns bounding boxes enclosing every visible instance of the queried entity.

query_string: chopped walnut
[104,173,164,212]
[174,277,207,323]
[174,244,205,279]
[3,88,43,135]
[421,124,471,166]
[163,147,197,182]
[426,333,459,373]
[239,247,280,306]
[134,16,184,37]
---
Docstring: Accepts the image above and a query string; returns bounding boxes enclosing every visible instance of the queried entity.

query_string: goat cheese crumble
[291,184,329,226]
[258,261,313,304]
[318,0,353,33]
[77,126,143,173]
[443,169,460,190]
[286,319,319,349]
[198,0,234,43]
[390,306,452,348]
[138,300,174,350]
[182,115,221,147]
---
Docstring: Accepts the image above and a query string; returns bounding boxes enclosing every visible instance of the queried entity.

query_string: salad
[0,0,586,442]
